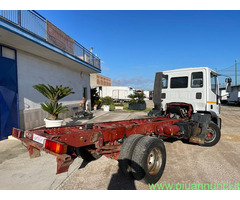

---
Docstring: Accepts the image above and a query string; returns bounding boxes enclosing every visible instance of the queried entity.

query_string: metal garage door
[0,45,19,140]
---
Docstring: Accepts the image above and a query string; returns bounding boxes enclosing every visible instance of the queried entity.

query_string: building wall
[90,73,111,87]
[17,50,91,129]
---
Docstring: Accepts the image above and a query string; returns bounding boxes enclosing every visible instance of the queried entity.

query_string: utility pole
[235,59,237,86]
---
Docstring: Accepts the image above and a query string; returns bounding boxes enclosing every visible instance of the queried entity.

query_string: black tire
[201,122,221,147]
[75,147,102,162]
[131,136,166,184]
[118,134,144,178]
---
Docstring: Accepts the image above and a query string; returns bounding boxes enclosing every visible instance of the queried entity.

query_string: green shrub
[129,99,137,105]
[128,92,146,105]
[91,88,101,107]
[101,96,113,105]
[110,104,115,110]
[114,103,124,106]
[94,99,102,106]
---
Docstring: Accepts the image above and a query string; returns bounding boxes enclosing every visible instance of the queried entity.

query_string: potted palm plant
[33,84,75,128]
[128,92,146,110]
[101,96,113,112]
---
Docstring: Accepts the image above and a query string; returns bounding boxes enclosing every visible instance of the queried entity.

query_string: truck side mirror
[225,78,232,92]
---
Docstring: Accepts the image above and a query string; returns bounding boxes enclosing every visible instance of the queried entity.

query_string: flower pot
[103,105,110,112]
[94,105,98,110]
[44,118,64,128]
[115,106,124,110]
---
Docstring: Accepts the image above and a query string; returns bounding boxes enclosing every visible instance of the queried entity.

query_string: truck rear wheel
[201,122,221,147]
[131,136,166,184]
[118,134,144,178]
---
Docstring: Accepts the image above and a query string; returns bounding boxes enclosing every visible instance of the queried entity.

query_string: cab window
[162,75,168,88]
[170,76,188,88]
[211,73,217,94]
[191,72,203,88]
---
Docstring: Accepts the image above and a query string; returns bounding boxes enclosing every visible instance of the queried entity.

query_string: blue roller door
[0,47,19,140]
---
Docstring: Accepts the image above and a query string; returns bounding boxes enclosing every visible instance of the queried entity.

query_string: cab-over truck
[12,67,229,184]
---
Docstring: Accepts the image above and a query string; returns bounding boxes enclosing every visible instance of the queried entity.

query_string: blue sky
[37,10,240,90]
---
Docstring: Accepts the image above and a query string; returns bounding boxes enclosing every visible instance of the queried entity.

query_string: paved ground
[1,104,240,190]
[0,109,147,190]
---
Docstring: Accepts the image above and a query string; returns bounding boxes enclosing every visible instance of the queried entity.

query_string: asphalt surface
[0,103,240,190]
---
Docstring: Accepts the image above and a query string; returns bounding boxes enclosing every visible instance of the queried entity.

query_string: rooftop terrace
[0,10,101,70]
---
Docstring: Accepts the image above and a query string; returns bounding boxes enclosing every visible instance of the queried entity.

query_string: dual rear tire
[119,135,166,184]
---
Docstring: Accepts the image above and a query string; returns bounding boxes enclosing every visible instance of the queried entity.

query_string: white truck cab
[150,67,222,128]
[161,67,220,115]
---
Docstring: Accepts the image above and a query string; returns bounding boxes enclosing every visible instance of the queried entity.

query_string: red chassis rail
[12,116,192,174]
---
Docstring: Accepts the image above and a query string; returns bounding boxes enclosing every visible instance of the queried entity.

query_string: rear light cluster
[12,128,24,138]
[44,140,68,154]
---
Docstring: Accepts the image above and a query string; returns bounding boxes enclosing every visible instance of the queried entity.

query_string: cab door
[190,71,205,111]
[207,72,219,115]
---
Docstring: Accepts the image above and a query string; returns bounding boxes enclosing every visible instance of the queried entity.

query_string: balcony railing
[0,10,101,70]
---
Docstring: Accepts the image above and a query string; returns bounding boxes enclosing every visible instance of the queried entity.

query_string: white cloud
[113,74,154,90]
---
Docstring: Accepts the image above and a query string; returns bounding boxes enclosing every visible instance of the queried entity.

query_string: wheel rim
[205,127,217,143]
[147,147,162,176]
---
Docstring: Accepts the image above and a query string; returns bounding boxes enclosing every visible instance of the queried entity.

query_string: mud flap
[27,144,41,158]
[56,157,75,174]
[190,113,211,144]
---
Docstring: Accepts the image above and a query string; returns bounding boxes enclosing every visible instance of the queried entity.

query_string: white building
[227,85,240,105]
[0,11,101,140]
[219,88,228,103]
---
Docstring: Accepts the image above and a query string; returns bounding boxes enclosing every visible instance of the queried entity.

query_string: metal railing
[20,10,47,39]
[0,10,47,39]
[74,41,100,69]
[0,10,101,70]
[0,10,18,25]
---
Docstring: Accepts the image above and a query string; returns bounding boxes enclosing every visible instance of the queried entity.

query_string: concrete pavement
[0,109,148,190]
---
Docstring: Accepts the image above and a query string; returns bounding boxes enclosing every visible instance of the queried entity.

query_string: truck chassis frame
[12,103,220,184]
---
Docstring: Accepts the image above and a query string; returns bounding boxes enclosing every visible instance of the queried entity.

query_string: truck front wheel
[202,122,221,147]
